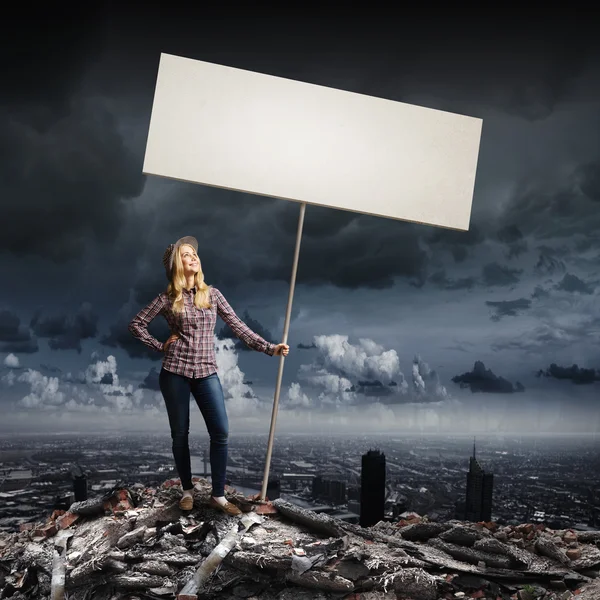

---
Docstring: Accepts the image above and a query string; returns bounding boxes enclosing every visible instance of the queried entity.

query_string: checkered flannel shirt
[128,286,276,379]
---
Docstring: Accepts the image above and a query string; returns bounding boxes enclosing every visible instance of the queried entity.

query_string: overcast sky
[1,13,600,435]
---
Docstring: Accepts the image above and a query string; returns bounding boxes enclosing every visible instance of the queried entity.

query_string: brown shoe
[179,493,194,510]
[209,496,241,516]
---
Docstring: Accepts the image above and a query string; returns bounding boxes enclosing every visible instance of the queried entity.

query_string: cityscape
[1,432,599,534]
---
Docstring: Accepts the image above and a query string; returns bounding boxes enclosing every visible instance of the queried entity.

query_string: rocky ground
[1,477,600,600]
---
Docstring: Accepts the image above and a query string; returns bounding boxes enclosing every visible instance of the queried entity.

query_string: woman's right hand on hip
[163,333,180,352]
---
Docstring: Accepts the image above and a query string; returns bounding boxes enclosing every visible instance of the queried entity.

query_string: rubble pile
[1,478,600,600]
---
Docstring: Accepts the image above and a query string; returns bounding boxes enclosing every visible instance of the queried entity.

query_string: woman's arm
[214,288,276,356]
[128,294,167,352]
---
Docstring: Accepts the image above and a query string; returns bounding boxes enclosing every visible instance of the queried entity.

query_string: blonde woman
[128,236,289,513]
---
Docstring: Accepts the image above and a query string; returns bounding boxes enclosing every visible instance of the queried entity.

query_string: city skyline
[1,14,600,434]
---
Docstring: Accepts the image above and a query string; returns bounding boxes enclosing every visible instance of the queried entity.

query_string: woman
[128,236,289,513]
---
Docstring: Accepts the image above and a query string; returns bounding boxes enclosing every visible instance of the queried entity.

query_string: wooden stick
[260,201,306,501]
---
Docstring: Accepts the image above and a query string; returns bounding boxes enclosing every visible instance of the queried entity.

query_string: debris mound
[1,477,600,599]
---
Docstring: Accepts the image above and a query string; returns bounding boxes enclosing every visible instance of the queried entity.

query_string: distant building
[311,475,346,505]
[0,470,32,493]
[73,474,87,502]
[360,449,386,527]
[72,464,87,502]
[465,438,493,522]
[266,478,280,500]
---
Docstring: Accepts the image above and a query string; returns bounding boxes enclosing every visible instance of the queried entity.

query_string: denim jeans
[159,368,228,496]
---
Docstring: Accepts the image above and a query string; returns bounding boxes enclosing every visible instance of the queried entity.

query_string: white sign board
[143,53,482,231]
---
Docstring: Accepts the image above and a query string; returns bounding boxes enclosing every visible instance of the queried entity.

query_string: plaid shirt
[128,286,276,379]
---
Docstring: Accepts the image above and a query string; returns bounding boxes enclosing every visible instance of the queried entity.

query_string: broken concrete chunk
[135,559,175,576]
[439,524,485,546]
[272,498,344,537]
[397,522,452,541]
[110,573,166,589]
[285,569,354,593]
[335,557,371,581]
[576,530,600,543]
[427,537,512,569]
[105,558,128,572]
[116,525,147,549]
[68,496,107,517]
[535,536,571,566]
[389,567,439,600]
[67,554,111,587]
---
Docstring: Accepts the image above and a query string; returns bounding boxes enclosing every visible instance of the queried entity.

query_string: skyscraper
[360,449,386,527]
[465,438,493,522]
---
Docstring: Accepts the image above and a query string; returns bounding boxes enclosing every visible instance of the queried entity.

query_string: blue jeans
[159,368,228,497]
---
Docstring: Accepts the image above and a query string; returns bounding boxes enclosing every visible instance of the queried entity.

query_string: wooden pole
[260,201,306,501]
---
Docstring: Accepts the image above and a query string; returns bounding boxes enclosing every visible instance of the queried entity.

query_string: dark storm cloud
[428,271,476,291]
[495,161,600,244]
[1,340,38,354]
[99,373,114,385]
[251,206,428,289]
[428,225,485,263]
[127,189,429,298]
[537,363,600,384]
[0,10,145,261]
[482,263,523,287]
[139,367,161,391]
[534,252,567,277]
[496,225,529,260]
[452,361,525,393]
[574,160,600,202]
[0,103,145,261]
[350,380,395,397]
[531,286,550,300]
[556,274,594,295]
[118,15,596,121]
[218,312,273,351]
[1,9,107,110]
[486,298,532,321]
[101,310,170,361]
[30,303,98,353]
[0,310,38,353]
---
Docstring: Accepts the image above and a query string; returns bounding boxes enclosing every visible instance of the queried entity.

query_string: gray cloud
[0,310,38,354]
[0,101,145,261]
[252,208,428,289]
[486,298,532,321]
[496,161,600,245]
[218,311,273,352]
[452,361,525,393]
[574,160,600,202]
[482,263,523,287]
[30,303,98,353]
[428,224,485,263]
[351,380,397,398]
[556,273,594,294]
[101,306,170,361]
[139,367,161,391]
[496,225,528,260]
[428,271,476,290]
[534,252,567,278]
[537,363,600,385]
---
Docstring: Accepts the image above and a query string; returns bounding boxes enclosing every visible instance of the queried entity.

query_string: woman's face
[180,245,200,276]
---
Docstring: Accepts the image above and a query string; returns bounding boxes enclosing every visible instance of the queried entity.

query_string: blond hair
[166,244,212,313]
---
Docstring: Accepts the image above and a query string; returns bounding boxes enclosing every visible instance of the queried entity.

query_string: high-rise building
[360,449,386,527]
[312,475,346,505]
[267,477,281,500]
[465,438,493,522]
[72,464,87,502]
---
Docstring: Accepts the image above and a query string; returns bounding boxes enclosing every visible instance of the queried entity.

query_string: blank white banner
[143,53,483,231]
